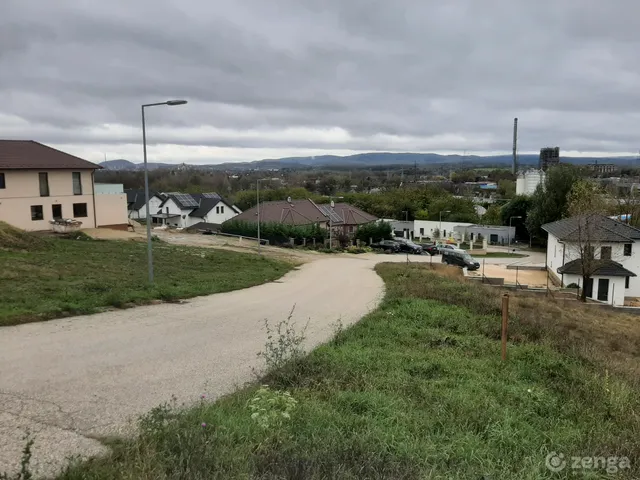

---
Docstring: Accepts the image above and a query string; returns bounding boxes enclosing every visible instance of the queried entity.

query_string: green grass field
[0,227,292,326]
[56,264,640,479]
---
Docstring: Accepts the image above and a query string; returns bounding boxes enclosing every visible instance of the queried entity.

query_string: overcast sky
[3,1,640,164]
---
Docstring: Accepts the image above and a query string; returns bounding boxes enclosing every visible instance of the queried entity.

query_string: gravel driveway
[0,255,384,477]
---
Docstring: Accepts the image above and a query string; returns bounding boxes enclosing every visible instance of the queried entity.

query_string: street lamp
[509,215,522,247]
[141,99,187,283]
[256,178,270,254]
[439,210,450,240]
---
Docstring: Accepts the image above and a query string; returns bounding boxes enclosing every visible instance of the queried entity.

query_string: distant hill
[100,159,136,170]
[99,159,173,171]
[99,153,638,171]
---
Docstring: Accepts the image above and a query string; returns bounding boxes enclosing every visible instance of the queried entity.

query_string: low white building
[543,214,640,306]
[413,220,474,241]
[516,169,546,196]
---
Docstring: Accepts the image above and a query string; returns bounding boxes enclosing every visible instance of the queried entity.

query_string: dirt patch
[84,228,146,241]
[468,264,548,288]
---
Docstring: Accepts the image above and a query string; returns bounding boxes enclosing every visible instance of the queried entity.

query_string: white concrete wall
[95,193,128,226]
[414,220,473,241]
[95,183,124,194]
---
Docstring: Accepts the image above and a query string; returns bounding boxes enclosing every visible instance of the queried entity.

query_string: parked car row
[370,238,445,255]
[369,238,480,270]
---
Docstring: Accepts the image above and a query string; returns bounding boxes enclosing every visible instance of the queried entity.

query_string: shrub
[222,220,326,246]
[354,221,393,244]
[346,246,372,254]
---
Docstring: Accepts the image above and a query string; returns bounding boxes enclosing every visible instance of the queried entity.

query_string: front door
[52,204,62,220]
[584,278,594,298]
[597,279,610,302]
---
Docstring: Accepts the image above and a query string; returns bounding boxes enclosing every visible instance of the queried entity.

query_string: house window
[587,246,595,259]
[31,205,44,221]
[216,206,219,214]
[72,172,82,195]
[52,204,62,219]
[39,172,49,196]
[419,228,424,235]
[220,205,224,214]
[624,244,632,256]
[601,246,612,260]
[0,173,5,189]
[73,203,88,217]
[626,276,630,289]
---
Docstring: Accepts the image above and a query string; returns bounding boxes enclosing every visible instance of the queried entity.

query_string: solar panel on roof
[173,193,198,207]
[319,205,342,223]
[202,192,221,199]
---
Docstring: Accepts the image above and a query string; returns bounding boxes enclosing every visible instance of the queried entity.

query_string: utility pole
[512,117,518,175]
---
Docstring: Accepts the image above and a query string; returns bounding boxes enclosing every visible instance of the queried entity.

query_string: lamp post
[141,99,187,284]
[509,215,522,247]
[256,178,270,254]
[439,210,450,240]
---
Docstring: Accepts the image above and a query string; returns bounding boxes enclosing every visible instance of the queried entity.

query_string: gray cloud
[3,0,640,164]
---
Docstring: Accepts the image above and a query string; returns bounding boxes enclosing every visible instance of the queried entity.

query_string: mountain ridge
[99,152,638,171]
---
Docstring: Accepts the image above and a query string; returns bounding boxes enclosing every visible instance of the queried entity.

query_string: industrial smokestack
[512,117,518,175]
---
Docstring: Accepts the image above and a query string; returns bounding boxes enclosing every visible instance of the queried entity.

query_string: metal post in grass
[516,265,519,288]
[501,293,509,361]
[141,99,187,284]
[482,258,485,283]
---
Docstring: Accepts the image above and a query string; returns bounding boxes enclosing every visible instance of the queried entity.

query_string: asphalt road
[0,250,544,477]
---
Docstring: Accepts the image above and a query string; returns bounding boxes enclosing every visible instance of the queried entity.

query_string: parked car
[371,239,401,253]
[441,249,480,270]
[438,244,457,253]
[393,237,423,254]
[419,243,439,256]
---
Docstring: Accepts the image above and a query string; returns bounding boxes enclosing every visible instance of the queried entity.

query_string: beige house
[0,140,126,231]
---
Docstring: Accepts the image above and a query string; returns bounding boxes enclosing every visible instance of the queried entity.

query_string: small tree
[566,180,612,302]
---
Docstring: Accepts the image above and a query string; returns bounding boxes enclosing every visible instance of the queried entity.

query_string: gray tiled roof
[542,215,640,243]
[557,259,637,277]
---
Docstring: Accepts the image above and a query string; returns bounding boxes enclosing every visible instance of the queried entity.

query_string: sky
[3,0,640,165]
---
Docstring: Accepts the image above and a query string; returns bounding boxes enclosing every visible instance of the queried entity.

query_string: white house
[126,190,165,220]
[125,190,241,228]
[156,192,241,228]
[542,214,640,306]
[185,195,241,227]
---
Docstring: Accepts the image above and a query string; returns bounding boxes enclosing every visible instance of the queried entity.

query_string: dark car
[393,238,423,254]
[419,243,439,256]
[441,249,480,270]
[371,239,401,253]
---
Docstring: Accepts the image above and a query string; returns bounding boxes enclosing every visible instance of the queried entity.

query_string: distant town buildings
[539,147,560,171]
[587,162,617,175]
[516,169,546,196]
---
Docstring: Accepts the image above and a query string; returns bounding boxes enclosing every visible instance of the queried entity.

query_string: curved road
[0,251,543,477]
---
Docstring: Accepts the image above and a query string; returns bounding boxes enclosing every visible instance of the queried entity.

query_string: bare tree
[566,180,615,302]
